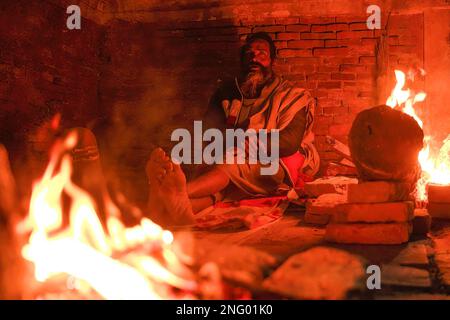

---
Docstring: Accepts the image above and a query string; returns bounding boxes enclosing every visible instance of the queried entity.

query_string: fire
[386,69,450,201]
[18,131,197,299]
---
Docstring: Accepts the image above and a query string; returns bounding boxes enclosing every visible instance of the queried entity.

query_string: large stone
[427,184,450,203]
[390,243,430,268]
[349,105,423,183]
[306,193,347,215]
[193,240,278,288]
[304,176,358,198]
[262,247,365,299]
[428,202,450,219]
[332,202,414,223]
[347,181,413,203]
[412,208,431,235]
[304,193,347,225]
[325,222,412,245]
[381,265,432,288]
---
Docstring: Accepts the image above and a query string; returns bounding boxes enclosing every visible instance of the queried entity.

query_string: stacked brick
[325,181,415,245]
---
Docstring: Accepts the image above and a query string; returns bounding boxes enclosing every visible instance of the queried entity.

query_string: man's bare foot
[146,148,194,227]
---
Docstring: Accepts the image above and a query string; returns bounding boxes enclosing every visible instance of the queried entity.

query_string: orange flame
[386,69,450,201]
[19,131,197,299]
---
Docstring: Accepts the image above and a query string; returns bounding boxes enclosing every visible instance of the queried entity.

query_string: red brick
[278,49,312,58]
[356,73,374,80]
[318,65,339,72]
[317,97,341,106]
[275,17,300,25]
[329,124,351,136]
[312,89,328,98]
[284,57,320,65]
[326,222,412,245]
[300,16,335,24]
[289,40,325,49]
[348,181,413,203]
[359,56,376,64]
[286,24,310,32]
[276,33,300,40]
[323,57,359,65]
[349,22,369,31]
[333,202,414,223]
[290,64,315,73]
[335,15,367,23]
[274,40,288,49]
[325,39,361,47]
[301,32,336,40]
[340,64,367,72]
[311,25,328,32]
[333,114,355,124]
[343,81,357,88]
[327,24,348,32]
[331,73,355,80]
[306,73,330,80]
[253,25,285,33]
[314,47,349,56]
[337,30,374,39]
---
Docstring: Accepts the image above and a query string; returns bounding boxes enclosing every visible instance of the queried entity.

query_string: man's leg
[186,167,230,198]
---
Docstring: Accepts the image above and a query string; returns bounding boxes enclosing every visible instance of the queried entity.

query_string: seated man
[146,32,320,227]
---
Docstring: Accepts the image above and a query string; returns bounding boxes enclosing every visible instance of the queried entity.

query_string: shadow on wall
[94,19,243,206]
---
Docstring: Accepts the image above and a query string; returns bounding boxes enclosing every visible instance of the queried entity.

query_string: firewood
[349,105,423,184]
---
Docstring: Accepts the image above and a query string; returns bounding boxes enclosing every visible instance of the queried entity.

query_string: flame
[19,131,197,299]
[386,69,450,201]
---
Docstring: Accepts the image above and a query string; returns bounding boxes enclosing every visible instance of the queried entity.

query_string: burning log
[349,105,424,184]
[0,144,26,299]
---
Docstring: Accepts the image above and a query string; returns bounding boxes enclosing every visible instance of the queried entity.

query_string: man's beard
[240,64,272,98]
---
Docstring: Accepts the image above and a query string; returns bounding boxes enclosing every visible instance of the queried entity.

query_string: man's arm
[267,108,307,158]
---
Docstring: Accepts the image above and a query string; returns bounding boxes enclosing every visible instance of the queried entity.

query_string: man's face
[241,39,272,76]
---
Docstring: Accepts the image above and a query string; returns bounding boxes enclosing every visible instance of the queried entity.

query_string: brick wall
[0,0,103,195]
[101,15,383,175]
[0,0,103,147]
[0,0,436,203]
[97,9,431,192]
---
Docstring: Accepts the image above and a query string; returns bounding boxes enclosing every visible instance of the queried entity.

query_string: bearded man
[146,32,320,227]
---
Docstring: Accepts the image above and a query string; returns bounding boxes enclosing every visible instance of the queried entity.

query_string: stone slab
[332,202,414,223]
[347,181,413,203]
[381,265,432,288]
[325,222,412,245]
[262,246,365,300]
[304,176,358,198]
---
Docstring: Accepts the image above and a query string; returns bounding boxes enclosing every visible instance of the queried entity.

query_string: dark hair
[240,32,277,61]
